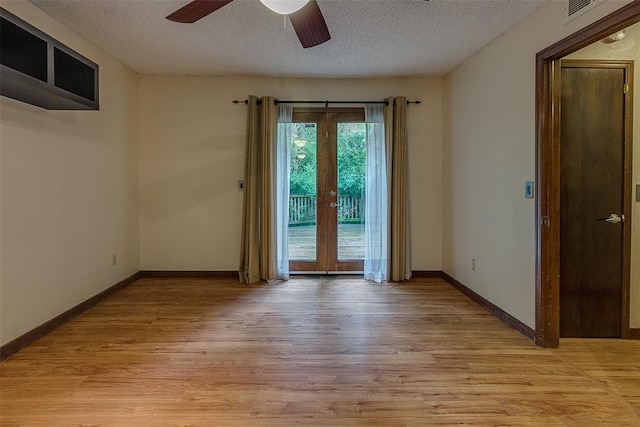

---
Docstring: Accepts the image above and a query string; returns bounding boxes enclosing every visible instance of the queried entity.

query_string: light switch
[525,181,534,199]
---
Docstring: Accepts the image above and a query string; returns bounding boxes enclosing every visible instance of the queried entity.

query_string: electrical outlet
[472,258,476,271]
[112,254,117,266]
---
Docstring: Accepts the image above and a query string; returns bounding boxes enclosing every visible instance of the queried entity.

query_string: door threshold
[291,271,364,276]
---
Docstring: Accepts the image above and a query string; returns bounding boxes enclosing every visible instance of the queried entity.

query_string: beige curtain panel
[384,96,411,281]
[239,96,279,283]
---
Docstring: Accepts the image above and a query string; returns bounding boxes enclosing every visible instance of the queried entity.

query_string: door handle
[597,213,624,224]
[329,202,338,208]
[329,190,336,197]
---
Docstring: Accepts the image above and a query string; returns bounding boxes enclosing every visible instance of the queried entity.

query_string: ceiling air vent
[565,0,606,23]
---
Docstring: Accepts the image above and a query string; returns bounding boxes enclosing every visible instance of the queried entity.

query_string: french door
[288,109,365,273]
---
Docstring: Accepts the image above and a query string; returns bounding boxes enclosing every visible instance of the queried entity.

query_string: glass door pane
[288,122,317,261]
[337,122,366,261]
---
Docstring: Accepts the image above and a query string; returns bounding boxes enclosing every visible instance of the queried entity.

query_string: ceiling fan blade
[289,0,331,48]
[166,0,235,23]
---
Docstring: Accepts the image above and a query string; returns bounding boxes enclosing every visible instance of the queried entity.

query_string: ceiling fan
[166,0,331,49]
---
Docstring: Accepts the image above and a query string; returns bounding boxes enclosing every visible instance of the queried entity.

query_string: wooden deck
[1,277,639,425]
[289,223,364,260]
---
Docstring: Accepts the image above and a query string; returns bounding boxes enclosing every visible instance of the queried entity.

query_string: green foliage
[289,122,366,198]
[337,123,365,197]
[289,123,317,196]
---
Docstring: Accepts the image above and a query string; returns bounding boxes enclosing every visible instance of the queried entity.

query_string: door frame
[290,107,366,273]
[535,1,640,347]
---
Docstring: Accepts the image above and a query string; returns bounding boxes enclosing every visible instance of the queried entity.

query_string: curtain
[276,105,293,280]
[364,105,387,283]
[239,95,280,283]
[384,96,411,281]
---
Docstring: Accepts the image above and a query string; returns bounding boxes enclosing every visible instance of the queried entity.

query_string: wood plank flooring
[1,277,639,426]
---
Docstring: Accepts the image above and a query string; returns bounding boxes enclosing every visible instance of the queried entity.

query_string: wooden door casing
[534,2,639,348]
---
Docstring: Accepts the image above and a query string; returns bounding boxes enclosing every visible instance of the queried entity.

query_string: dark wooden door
[559,62,628,337]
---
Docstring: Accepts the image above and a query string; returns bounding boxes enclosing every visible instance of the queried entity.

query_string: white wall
[138,76,442,272]
[443,0,635,329]
[0,0,140,345]
[565,22,640,327]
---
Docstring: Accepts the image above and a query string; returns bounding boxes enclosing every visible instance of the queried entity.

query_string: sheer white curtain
[364,105,388,283]
[276,105,293,280]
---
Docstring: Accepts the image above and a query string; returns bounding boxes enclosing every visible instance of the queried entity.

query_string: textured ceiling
[28,0,544,77]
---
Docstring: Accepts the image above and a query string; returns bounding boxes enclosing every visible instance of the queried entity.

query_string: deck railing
[289,195,362,224]
[289,195,317,224]
[337,194,362,223]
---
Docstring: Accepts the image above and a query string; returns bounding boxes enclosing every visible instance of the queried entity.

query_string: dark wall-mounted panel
[1,17,48,82]
[0,8,99,110]
[54,47,96,102]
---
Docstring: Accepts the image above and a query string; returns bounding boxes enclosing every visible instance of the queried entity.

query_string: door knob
[329,190,336,196]
[597,213,624,224]
[329,202,338,208]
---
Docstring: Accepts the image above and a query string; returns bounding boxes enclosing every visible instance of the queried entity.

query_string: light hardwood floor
[1,277,639,426]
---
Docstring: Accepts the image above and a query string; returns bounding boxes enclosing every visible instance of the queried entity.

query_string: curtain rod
[232,99,421,106]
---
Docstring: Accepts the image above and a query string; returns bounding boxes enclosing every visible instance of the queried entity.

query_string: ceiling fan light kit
[166,0,330,48]
[605,30,626,42]
[259,0,310,15]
